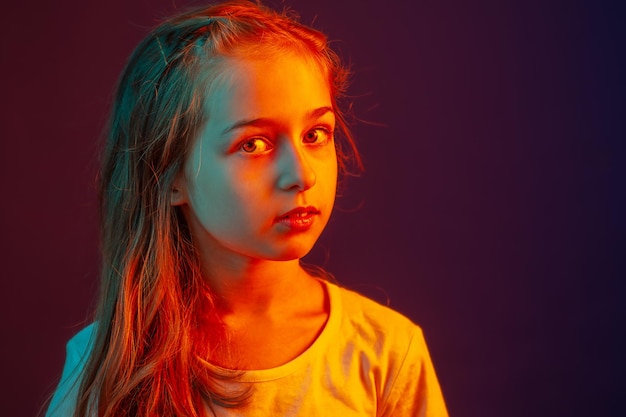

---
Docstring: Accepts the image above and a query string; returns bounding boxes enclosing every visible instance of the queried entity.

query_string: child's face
[174,53,338,263]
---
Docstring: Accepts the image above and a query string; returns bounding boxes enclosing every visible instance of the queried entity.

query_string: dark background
[1,0,624,416]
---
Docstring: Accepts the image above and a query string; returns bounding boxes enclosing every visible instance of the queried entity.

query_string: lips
[275,206,319,230]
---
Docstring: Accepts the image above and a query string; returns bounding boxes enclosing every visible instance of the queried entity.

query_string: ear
[170,174,187,206]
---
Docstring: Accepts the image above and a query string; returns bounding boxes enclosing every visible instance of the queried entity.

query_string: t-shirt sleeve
[45,324,94,417]
[379,327,449,417]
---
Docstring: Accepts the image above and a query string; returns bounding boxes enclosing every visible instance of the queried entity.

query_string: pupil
[244,141,256,152]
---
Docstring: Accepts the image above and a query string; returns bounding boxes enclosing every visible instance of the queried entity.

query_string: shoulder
[67,322,97,357]
[326,281,432,375]
[329,282,422,347]
[56,322,97,380]
[45,323,97,417]
[325,282,449,416]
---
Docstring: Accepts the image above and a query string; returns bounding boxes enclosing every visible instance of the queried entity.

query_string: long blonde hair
[78,1,361,415]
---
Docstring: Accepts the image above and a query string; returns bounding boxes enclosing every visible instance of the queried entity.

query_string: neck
[205,257,309,315]
[192,240,329,370]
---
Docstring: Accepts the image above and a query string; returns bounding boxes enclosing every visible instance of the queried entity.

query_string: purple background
[1,0,624,416]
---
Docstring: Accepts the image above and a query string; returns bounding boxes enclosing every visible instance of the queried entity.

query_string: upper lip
[277,206,319,219]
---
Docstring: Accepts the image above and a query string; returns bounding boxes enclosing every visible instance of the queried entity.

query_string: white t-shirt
[46,281,448,416]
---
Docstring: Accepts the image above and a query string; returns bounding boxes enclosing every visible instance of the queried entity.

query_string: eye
[303,127,332,145]
[239,137,273,154]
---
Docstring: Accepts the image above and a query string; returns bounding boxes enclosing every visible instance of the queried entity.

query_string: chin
[271,247,315,262]
[262,239,318,262]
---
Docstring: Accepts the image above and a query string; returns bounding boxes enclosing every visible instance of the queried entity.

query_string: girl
[46,1,448,416]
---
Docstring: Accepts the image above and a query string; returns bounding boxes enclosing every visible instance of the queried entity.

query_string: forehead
[205,53,332,124]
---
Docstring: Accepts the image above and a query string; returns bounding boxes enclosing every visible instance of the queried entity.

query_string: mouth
[275,206,320,230]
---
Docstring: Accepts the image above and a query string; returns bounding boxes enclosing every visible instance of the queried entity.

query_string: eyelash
[303,127,333,145]
[237,127,333,155]
[239,137,272,154]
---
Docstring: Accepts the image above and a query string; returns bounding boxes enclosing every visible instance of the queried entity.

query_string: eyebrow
[221,106,335,135]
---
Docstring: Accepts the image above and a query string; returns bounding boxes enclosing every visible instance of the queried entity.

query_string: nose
[276,139,317,192]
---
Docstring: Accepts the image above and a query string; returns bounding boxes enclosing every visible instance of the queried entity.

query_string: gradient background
[1,0,624,416]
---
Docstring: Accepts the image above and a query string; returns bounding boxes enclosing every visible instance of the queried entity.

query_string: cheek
[318,152,338,191]
[185,163,228,217]
[190,170,267,226]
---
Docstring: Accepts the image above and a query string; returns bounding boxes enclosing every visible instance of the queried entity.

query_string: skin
[171,52,337,369]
